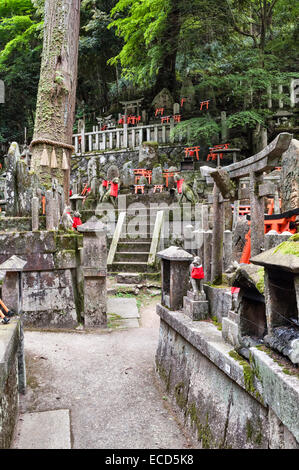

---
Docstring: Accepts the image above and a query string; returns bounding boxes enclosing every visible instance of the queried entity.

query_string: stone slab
[12,409,71,449]
[107,297,140,319]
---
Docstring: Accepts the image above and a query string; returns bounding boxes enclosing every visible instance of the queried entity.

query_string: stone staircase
[107,208,163,282]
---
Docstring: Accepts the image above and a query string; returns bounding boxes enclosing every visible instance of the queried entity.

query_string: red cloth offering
[102,180,108,187]
[176,179,184,194]
[191,266,204,279]
[110,183,118,197]
[69,190,72,196]
[72,217,82,229]
[231,287,240,294]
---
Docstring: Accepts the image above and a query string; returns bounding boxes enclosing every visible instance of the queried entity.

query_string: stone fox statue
[189,256,206,300]
[101,177,120,206]
[60,205,74,230]
[174,173,199,204]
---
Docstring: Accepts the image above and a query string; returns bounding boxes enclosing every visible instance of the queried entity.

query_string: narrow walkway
[12,295,194,449]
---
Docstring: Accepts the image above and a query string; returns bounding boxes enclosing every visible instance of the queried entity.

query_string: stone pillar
[211,184,224,283]
[31,196,39,231]
[221,111,228,142]
[232,200,240,230]
[223,230,232,271]
[203,230,212,282]
[274,189,280,214]
[45,190,54,231]
[77,216,107,327]
[202,204,209,231]
[250,171,265,257]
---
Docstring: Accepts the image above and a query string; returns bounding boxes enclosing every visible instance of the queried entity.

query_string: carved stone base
[187,290,206,302]
[183,295,209,321]
[222,310,241,348]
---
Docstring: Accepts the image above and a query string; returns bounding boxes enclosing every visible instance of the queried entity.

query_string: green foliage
[170,117,220,146]
[108,0,169,86]
[227,111,264,129]
[0,0,43,143]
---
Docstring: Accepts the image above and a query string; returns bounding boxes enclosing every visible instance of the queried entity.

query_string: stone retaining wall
[0,231,83,328]
[156,304,299,449]
[0,318,24,448]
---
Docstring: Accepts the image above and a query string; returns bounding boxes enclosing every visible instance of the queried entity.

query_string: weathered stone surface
[0,318,23,448]
[183,296,209,320]
[203,285,231,322]
[152,88,174,113]
[21,269,78,327]
[232,263,265,294]
[280,139,299,212]
[250,234,299,273]
[156,304,299,448]
[0,231,56,255]
[222,315,241,349]
[250,347,299,444]
[138,142,159,168]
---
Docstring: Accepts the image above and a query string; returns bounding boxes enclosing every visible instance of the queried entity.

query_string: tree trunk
[153,2,181,96]
[31,0,81,202]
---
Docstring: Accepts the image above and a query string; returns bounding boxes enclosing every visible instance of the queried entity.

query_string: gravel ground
[12,296,195,449]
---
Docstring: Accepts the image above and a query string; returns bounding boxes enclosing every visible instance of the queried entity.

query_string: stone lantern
[0,255,27,314]
[77,216,107,327]
[157,246,193,310]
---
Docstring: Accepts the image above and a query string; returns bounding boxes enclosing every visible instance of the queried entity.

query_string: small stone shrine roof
[157,246,194,261]
[0,255,27,271]
[250,234,299,273]
[77,216,107,233]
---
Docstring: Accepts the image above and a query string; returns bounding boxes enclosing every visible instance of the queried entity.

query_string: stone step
[110,262,150,273]
[117,241,151,252]
[117,236,152,243]
[114,252,149,263]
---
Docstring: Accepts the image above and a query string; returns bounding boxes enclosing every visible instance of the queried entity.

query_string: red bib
[231,287,240,294]
[191,266,204,279]
[176,179,184,194]
[110,183,119,198]
[102,180,108,187]
[72,217,82,229]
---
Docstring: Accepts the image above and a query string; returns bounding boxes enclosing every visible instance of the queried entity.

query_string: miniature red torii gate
[209,132,293,280]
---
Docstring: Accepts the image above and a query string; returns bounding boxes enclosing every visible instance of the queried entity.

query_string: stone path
[12,295,194,449]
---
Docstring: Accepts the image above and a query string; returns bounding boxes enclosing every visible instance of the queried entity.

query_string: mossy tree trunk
[31,0,80,201]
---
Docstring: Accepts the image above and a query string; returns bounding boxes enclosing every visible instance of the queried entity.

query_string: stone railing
[72,122,180,154]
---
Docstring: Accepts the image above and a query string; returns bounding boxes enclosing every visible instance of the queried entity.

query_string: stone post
[77,216,107,327]
[223,230,232,271]
[31,196,39,231]
[45,190,54,231]
[232,200,240,230]
[211,183,224,283]
[250,171,265,257]
[202,205,209,231]
[221,111,228,142]
[203,230,212,282]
